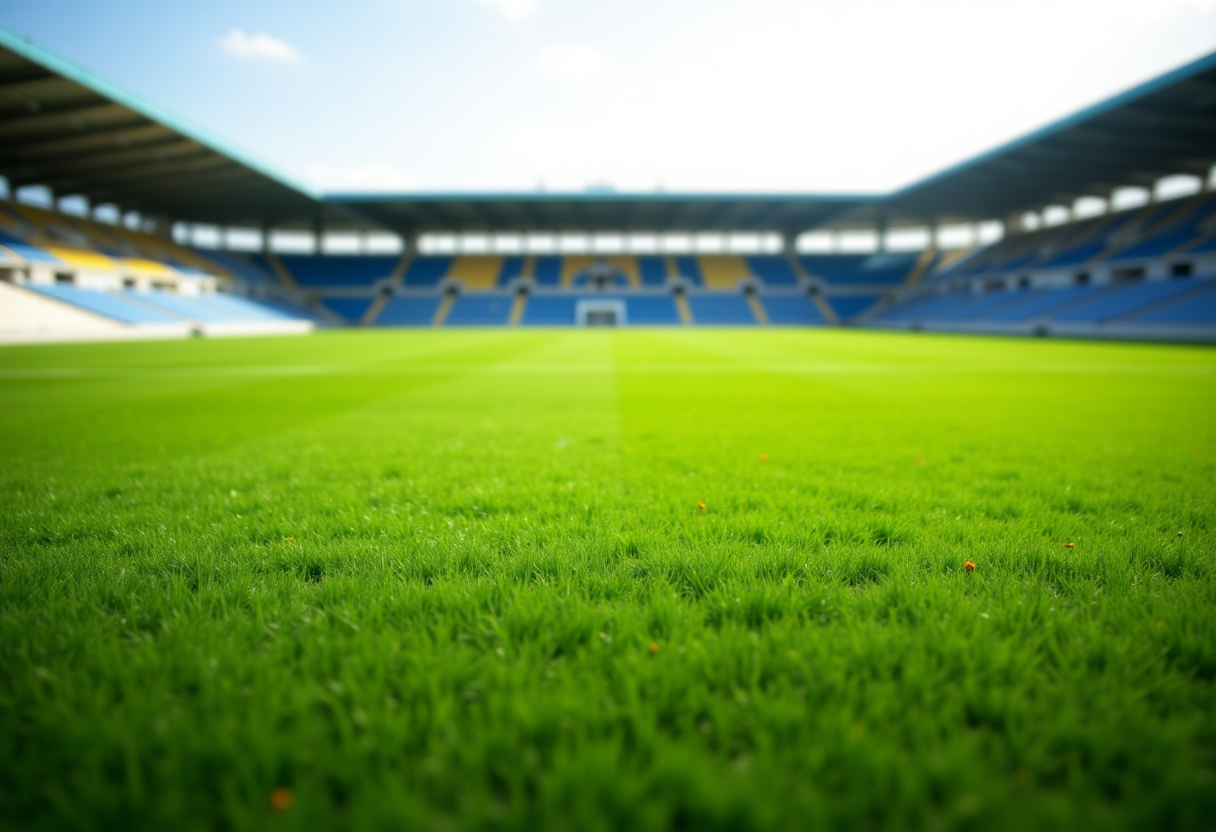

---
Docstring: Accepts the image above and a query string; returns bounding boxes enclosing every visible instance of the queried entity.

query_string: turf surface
[1,329,1214,831]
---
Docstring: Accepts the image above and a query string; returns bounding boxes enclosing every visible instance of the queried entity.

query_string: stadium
[1,4,1214,830]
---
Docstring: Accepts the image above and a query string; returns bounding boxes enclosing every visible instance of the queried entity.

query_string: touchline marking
[2,362,1214,379]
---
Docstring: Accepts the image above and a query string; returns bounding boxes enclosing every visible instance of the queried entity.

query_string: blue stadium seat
[280,255,399,288]
[1106,196,1216,262]
[637,256,668,287]
[445,294,512,325]
[1123,281,1216,324]
[196,250,276,284]
[980,285,1105,322]
[497,256,525,286]
[193,293,307,321]
[761,295,825,325]
[872,292,978,322]
[125,290,234,322]
[826,296,878,319]
[746,256,798,287]
[320,297,375,322]
[403,256,454,288]
[673,256,703,286]
[625,295,681,324]
[1050,279,1203,323]
[521,296,577,325]
[931,291,1034,322]
[533,256,562,286]
[26,285,181,324]
[376,297,442,326]
[0,229,61,263]
[800,254,914,286]
[250,297,330,323]
[686,294,754,324]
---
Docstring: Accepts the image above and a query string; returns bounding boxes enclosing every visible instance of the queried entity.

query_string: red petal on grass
[270,788,293,812]
[964,561,976,573]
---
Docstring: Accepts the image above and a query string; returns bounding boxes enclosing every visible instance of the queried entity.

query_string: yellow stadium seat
[697,256,751,290]
[446,256,502,290]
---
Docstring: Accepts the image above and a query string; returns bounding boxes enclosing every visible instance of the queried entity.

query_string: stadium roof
[880,49,1216,226]
[328,192,877,237]
[0,25,330,228]
[0,22,1213,235]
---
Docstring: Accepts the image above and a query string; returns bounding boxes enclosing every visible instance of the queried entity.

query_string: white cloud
[477,0,538,19]
[219,29,303,63]
[304,163,415,193]
[537,45,605,81]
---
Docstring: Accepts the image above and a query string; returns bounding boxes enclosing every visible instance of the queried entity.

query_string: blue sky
[2,0,1214,194]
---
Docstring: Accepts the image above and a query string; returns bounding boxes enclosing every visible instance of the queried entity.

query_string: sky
[1,0,1214,195]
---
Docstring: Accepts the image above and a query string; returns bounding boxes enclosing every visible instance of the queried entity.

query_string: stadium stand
[279,255,399,287]
[686,294,756,324]
[445,294,513,325]
[761,294,827,325]
[320,297,377,322]
[375,297,444,326]
[0,28,1212,342]
[27,285,183,325]
[403,256,453,288]
[746,256,799,287]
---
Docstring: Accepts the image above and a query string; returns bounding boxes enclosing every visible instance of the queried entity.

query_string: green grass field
[2,329,1214,831]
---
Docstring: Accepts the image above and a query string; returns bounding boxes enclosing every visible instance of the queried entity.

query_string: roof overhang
[1,23,1213,236]
[323,192,878,237]
[0,25,340,228]
[882,50,1216,225]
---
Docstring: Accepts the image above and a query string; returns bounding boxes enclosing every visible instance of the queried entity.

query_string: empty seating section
[686,294,755,324]
[0,200,227,279]
[404,256,453,288]
[520,295,681,326]
[761,295,825,325]
[1125,282,1216,324]
[376,297,442,326]
[1051,280,1202,323]
[320,297,375,322]
[252,297,329,323]
[521,296,577,325]
[872,292,979,323]
[200,251,277,284]
[279,255,398,287]
[447,256,502,290]
[625,296,681,324]
[826,296,878,319]
[800,254,915,286]
[1107,195,1216,262]
[125,290,233,323]
[445,294,513,325]
[192,293,299,321]
[560,256,594,287]
[697,256,749,290]
[26,285,182,324]
[0,230,59,263]
[497,256,525,286]
[981,286,1102,322]
[932,291,1033,322]
[746,256,798,286]
[533,256,562,286]
[673,256,703,286]
[638,256,668,286]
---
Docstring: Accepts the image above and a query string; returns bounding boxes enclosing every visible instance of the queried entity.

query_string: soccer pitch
[2,329,1214,830]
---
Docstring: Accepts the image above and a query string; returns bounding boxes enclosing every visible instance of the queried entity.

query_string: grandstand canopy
[880,50,1216,226]
[0,21,1213,237]
[328,192,876,237]
[0,26,328,228]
